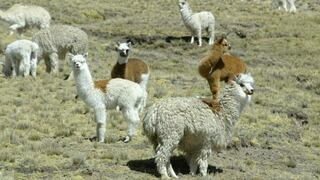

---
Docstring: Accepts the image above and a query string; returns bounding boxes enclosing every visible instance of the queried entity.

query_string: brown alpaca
[198,36,246,111]
[111,42,149,91]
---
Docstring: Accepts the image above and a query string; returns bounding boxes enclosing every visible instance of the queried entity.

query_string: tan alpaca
[198,36,246,111]
[111,42,150,90]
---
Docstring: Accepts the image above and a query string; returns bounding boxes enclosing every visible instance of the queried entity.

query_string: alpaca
[111,41,149,111]
[276,0,297,13]
[112,42,150,90]
[198,36,247,111]
[70,53,145,143]
[32,24,88,76]
[3,39,39,77]
[178,0,215,46]
[0,4,51,35]
[143,73,254,178]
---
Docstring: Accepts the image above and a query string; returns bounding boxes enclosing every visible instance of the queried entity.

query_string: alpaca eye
[240,84,244,87]
[181,2,185,5]
[126,50,129,54]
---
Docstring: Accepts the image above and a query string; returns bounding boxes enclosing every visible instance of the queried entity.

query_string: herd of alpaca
[4,0,307,178]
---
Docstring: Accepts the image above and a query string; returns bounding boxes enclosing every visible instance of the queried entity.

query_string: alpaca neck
[180,5,193,24]
[73,64,95,98]
[111,56,128,78]
[219,86,247,142]
[0,10,5,19]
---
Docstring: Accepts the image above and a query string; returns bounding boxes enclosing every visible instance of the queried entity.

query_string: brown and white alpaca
[111,42,149,111]
[198,36,246,111]
[111,42,149,89]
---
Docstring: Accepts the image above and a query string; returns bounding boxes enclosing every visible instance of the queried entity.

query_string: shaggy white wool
[3,39,39,77]
[0,4,50,35]
[143,73,254,178]
[71,53,144,143]
[32,24,88,75]
[178,0,215,46]
[275,0,297,13]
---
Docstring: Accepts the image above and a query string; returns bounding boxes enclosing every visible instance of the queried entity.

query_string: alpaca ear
[127,41,132,47]
[69,53,75,59]
[83,52,88,59]
[114,43,120,51]
[218,36,225,43]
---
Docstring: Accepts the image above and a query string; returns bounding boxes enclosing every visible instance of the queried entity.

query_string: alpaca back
[32,24,88,57]
[143,97,226,150]
[105,78,144,110]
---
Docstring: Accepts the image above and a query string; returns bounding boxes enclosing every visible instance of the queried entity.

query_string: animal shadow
[127,155,223,177]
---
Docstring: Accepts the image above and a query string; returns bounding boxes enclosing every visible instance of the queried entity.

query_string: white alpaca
[3,39,39,77]
[0,4,51,35]
[70,53,145,143]
[276,0,297,13]
[111,42,149,112]
[143,73,254,178]
[178,0,215,46]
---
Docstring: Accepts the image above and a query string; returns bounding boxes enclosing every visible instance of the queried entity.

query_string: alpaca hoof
[63,74,70,80]
[201,98,220,112]
[89,136,97,142]
[122,136,131,143]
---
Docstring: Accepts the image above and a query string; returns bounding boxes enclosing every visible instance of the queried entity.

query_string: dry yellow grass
[0,0,319,179]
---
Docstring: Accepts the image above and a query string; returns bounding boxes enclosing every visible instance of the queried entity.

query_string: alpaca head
[178,0,189,10]
[213,36,231,53]
[233,73,254,104]
[115,41,131,63]
[70,53,88,71]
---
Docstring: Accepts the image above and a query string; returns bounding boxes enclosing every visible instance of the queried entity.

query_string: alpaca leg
[155,139,179,179]
[198,148,211,176]
[167,163,178,178]
[186,153,198,175]
[3,56,13,77]
[208,26,215,45]
[30,58,37,77]
[282,0,288,11]
[199,158,208,176]
[190,35,195,44]
[122,108,140,143]
[94,107,107,143]
[197,28,202,46]
[49,52,59,74]
[22,55,30,77]
[9,23,25,35]
[288,0,296,13]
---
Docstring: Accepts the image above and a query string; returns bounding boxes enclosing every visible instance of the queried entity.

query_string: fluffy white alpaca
[3,39,39,77]
[0,4,51,35]
[178,0,215,46]
[276,0,297,13]
[71,53,145,143]
[143,73,254,178]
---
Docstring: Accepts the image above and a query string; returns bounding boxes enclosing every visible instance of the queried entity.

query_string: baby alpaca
[0,4,51,35]
[71,53,145,143]
[198,36,246,110]
[3,39,39,77]
[178,0,215,46]
[143,73,254,178]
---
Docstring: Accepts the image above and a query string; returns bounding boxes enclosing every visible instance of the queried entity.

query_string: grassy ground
[0,0,319,179]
